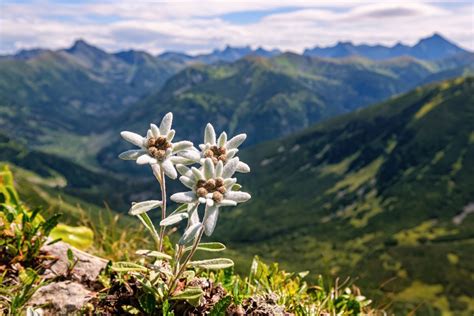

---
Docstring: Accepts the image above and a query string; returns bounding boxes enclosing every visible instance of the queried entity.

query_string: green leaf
[136,249,172,260]
[168,203,188,217]
[209,296,232,316]
[231,184,242,191]
[137,213,160,243]
[160,213,188,226]
[189,258,234,270]
[67,248,74,262]
[170,286,204,301]
[185,242,226,253]
[112,261,147,272]
[50,224,94,250]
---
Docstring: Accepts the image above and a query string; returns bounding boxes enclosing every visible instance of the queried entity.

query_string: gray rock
[30,281,92,315]
[28,242,108,314]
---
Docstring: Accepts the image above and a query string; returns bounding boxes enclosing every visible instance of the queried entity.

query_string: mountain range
[304,33,469,60]
[0,34,473,314]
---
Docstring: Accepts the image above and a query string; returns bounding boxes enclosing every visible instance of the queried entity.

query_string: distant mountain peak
[304,32,467,60]
[66,39,104,54]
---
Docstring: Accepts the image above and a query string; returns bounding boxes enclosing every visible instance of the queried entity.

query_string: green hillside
[212,77,474,315]
[0,42,183,164]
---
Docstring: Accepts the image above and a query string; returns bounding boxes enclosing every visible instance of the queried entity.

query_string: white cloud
[0,0,472,54]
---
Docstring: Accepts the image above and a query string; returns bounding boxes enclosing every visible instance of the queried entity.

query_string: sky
[0,0,472,55]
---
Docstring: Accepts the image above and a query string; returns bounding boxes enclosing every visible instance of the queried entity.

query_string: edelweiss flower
[119,112,193,179]
[197,123,250,173]
[170,158,251,236]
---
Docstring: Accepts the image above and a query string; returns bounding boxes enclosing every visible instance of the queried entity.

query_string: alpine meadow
[1,2,473,315]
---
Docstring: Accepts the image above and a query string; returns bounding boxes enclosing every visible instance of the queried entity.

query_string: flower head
[119,112,194,179]
[170,158,251,236]
[198,123,250,173]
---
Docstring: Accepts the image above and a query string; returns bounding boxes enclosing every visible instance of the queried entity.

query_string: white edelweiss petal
[223,178,237,189]
[236,161,251,173]
[189,205,200,225]
[180,176,196,189]
[198,144,206,151]
[203,158,215,179]
[121,131,145,148]
[226,133,247,149]
[170,191,196,203]
[219,199,238,207]
[222,157,239,178]
[166,129,176,141]
[159,112,173,135]
[176,164,192,177]
[136,154,157,165]
[172,141,193,153]
[191,167,204,181]
[161,159,177,179]
[170,156,193,165]
[225,191,251,203]
[215,161,223,178]
[119,149,146,160]
[179,223,203,245]
[151,164,162,182]
[179,150,201,162]
[217,132,227,147]
[150,123,160,138]
[129,200,162,215]
[206,198,214,207]
[198,197,207,204]
[227,148,238,159]
[203,205,219,236]
[146,129,153,139]
[204,123,216,145]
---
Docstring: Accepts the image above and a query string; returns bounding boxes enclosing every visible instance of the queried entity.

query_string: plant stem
[168,227,204,294]
[158,168,167,252]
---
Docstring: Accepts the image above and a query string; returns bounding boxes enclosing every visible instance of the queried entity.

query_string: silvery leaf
[219,199,237,206]
[204,123,216,145]
[159,112,173,135]
[179,223,203,245]
[227,148,238,159]
[179,150,201,162]
[160,213,188,226]
[176,164,192,177]
[226,133,246,149]
[129,200,162,215]
[236,161,250,173]
[161,159,177,179]
[136,249,172,260]
[170,191,196,203]
[191,167,204,180]
[223,178,237,189]
[172,141,193,153]
[203,205,219,236]
[179,176,195,189]
[217,132,227,147]
[203,158,215,179]
[189,258,234,270]
[136,154,157,165]
[150,123,160,138]
[225,191,251,203]
[215,161,223,178]
[166,129,176,141]
[119,149,146,160]
[222,157,239,178]
[121,131,145,147]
